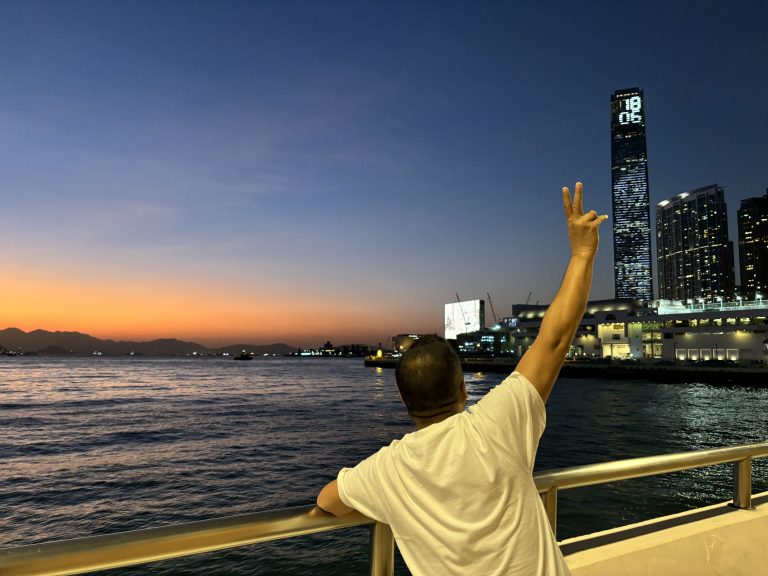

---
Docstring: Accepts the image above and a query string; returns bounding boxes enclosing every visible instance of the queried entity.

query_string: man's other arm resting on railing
[516,182,607,403]
[317,479,354,516]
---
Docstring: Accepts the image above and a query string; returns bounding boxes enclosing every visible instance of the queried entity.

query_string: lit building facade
[737,189,768,299]
[610,88,654,302]
[656,184,735,302]
[504,298,767,363]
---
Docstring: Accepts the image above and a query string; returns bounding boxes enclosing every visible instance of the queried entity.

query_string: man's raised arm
[516,182,608,402]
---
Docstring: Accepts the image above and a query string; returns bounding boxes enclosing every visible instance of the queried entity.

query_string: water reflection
[0,358,765,573]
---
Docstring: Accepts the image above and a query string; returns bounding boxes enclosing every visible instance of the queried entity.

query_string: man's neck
[413,409,460,430]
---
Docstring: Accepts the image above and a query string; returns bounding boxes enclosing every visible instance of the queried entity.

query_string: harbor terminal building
[439,298,767,364]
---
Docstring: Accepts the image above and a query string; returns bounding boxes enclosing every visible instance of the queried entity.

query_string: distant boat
[233,351,252,361]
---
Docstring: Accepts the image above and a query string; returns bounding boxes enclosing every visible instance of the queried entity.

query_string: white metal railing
[1,441,766,576]
[535,441,768,536]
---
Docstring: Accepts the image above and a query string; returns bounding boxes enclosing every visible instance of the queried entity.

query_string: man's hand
[563,182,608,259]
[516,182,607,402]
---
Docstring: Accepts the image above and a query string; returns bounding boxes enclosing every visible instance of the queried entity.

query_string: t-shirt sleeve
[336,446,392,524]
[467,371,546,470]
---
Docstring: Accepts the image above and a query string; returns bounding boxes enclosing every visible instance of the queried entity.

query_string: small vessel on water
[233,351,252,361]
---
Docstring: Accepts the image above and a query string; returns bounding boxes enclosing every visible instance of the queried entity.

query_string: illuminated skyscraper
[611,88,653,301]
[656,185,735,301]
[737,189,768,299]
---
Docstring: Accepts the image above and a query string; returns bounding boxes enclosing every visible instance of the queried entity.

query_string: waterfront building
[610,87,654,302]
[737,189,768,299]
[456,328,513,356]
[503,297,767,363]
[510,299,651,360]
[651,298,768,362]
[656,184,736,302]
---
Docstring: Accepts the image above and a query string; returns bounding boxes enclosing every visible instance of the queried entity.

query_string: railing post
[369,522,394,576]
[540,487,558,539]
[732,457,752,509]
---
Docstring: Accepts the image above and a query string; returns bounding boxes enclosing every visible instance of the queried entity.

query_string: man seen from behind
[318,182,608,575]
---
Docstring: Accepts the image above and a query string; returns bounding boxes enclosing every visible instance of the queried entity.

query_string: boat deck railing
[1,441,766,576]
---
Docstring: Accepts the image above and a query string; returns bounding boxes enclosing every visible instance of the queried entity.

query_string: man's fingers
[573,182,583,215]
[563,182,600,222]
[578,210,599,221]
[577,211,609,225]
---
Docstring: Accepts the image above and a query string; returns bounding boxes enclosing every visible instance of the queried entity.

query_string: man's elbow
[316,492,336,515]
[316,498,347,517]
[316,481,352,517]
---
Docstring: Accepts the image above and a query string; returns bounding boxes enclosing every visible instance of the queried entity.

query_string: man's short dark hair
[395,335,463,418]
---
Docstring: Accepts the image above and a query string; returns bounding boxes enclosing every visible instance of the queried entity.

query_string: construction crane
[525,291,533,306]
[455,293,470,331]
[486,292,498,325]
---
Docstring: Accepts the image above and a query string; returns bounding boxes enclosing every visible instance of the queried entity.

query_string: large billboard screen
[445,300,484,340]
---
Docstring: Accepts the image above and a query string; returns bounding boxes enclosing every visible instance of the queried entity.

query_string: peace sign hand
[562,182,609,259]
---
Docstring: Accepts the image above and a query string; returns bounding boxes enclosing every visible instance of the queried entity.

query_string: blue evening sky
[0,1,766,345]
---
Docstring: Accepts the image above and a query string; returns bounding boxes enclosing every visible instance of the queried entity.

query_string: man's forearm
[515,183,606,402]
[516,253,595,402]
[536,253,594,355]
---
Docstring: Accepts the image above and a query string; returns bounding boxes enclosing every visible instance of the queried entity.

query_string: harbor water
[1,356,766,575]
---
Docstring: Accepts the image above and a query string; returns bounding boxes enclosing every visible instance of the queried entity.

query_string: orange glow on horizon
[1,266,436,346]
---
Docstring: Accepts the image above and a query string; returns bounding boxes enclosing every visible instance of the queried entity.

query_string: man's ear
[460,380,468,407]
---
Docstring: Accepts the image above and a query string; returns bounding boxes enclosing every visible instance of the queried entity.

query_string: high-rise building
[611,88,653,301]
[737,189,768,299]
[656,184,735,301]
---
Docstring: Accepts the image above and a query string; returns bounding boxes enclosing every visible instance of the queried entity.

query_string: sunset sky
[1,1,766,347]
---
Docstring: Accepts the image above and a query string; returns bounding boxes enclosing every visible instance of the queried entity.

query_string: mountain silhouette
[0,328,296,356]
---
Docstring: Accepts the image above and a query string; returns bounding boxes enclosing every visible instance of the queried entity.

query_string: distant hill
[0,328,296,357]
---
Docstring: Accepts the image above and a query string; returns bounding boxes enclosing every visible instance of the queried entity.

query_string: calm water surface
[1,357,766,574]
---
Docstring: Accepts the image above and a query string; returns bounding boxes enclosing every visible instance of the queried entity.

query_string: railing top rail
[0,506,374,576]
[535,441,768,493]
[1,441,766,576]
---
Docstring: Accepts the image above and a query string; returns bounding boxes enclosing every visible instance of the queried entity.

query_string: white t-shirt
[337,371,570,576]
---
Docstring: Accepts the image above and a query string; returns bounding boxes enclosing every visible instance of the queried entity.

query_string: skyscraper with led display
[656,184,735,301]
[737,189,768,299]
[611,88,653,301]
